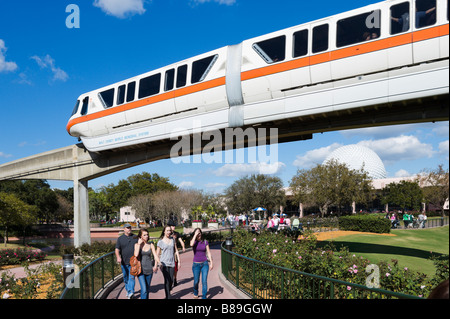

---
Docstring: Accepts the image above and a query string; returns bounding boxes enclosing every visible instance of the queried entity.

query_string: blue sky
[0,0,448,194]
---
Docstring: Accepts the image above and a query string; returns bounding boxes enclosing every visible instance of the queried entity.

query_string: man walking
[115,223,138,299]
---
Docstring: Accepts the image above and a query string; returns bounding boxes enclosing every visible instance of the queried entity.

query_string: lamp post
[225,236,233,274]
[62,254,74,289]
[225,237,233,251]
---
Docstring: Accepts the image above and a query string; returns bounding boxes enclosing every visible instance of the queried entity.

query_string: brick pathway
[106,244,238,299]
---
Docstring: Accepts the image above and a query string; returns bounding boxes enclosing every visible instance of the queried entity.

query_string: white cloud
[31,55,68,82]
[93,0,146,18]
[214,161,285,177]
[205,182,227,188]
[192,0,236,5]
[394,169,411,178]
[432,122,449,137]
[0,151,12,158]
[438,140,449,161]
[0,39,18,73]
[293,142,342,168]
[357,135,434,165]
[179,181,195,188]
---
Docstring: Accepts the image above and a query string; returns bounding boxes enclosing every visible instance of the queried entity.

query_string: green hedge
[339,215,391,234]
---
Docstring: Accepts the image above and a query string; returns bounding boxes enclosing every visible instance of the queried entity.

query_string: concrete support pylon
[73,178,90,247]
[72,145,90,248]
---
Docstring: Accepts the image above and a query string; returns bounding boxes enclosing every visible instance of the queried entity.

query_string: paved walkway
[106,244,239,299]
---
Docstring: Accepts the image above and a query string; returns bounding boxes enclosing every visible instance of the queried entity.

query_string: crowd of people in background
[386,211,428,229]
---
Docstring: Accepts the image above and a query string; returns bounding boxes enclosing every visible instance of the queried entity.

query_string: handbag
[130,255,141,276]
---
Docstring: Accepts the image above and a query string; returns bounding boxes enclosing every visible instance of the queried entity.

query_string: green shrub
[59,241,116,256]
[230,229,436,298]
[339,215,391,233]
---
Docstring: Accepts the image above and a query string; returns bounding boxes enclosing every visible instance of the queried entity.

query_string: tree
[417,164,449,216]
[129,193,154,222]
[225,174,285,215]
[103,172,178,211]
[289,160,374,217]
[382,180,423,212]
[0,192,37,246]
[0,180,58,223]
[89,189,113,221]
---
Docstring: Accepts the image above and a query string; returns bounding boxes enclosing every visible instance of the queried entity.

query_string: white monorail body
[67,0,449,152]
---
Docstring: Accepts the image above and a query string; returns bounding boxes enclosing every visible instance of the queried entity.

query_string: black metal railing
[221,242,422,299]
[60,252,121,299]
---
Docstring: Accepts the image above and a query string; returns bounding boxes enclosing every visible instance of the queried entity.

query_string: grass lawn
[319,226,449,277]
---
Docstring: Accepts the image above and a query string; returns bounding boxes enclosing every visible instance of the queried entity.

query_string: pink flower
[386,273,391,277]
[298,256,302,259]
[347,286,352,291]
[273,249,277,254]
[253,238,257,242]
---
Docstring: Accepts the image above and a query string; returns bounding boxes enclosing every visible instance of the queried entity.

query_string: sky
[0,0,448,194]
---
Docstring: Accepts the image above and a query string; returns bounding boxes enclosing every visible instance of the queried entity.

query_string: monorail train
[67,0,449,152]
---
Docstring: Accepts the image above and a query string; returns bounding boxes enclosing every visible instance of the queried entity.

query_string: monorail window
[165,69,175,91]
[337,10,381,48]
[117,84,126,105]
[293,29,308,58]
[127,81,136,102]
[71,100,80,116]
[139,73,161,99]
[176,65,187,88]
[391,2,410,34]
[312,24,329,53]
[415,0,436,28]
[80,97,89,116]
[192,55,218,83]
[252,35,286,64]
[98,88,115,108]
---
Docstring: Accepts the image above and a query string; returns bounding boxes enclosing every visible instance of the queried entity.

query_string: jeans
[192,261,209,299]
[137,273,153,299]
[161,266,174,299]
[121,264,135,297]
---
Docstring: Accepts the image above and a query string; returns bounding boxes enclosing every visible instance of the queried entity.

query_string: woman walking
[134,229,159,299]
[190,228,213,299]
[156,225,180,299]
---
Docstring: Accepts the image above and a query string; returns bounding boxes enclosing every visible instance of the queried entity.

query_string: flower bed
[0,248,46,267]
[230,230,448,298]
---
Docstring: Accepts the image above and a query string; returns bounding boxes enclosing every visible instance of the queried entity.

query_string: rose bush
[230,230,447,298]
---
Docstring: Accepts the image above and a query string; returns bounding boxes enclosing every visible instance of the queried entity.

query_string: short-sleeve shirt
[157,238,175,268]
[116,234,138,265]
[193,240,209,263]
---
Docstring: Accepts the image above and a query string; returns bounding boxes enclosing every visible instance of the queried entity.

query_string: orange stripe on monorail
[67,24,449,134]
[66,77,226,132]
[241,24,448,81]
